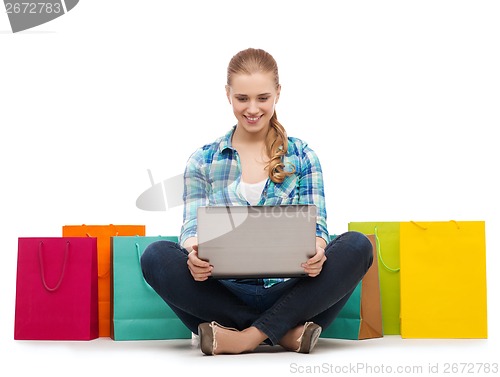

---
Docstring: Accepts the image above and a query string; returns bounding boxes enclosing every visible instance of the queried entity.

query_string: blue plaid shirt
[180,126,329,287]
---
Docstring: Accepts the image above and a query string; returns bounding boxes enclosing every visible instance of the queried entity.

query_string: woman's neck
[232,124,268,146]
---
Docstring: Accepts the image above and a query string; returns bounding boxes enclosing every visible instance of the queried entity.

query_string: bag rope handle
[374,226,400,273]
[38,240,70,292]
[135,242,156,291]
[85,229,119,279]
[410,220,460,230]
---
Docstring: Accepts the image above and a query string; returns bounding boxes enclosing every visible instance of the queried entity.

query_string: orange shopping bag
[62,224,146,337]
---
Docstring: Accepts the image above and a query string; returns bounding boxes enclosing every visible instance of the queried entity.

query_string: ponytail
[266,111,295,183]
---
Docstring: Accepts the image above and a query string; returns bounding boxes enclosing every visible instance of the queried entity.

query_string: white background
[1,1,499,375]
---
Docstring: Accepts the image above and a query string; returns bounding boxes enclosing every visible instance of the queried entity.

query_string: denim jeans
[140,231,373,345]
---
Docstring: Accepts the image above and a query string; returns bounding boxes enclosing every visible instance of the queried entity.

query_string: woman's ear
[225,85,232,104]
[275,84,281,104]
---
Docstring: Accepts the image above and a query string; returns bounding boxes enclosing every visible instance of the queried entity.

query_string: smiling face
[226,72,281,138]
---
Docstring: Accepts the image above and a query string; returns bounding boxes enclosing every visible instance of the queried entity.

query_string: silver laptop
[197,205,317,278]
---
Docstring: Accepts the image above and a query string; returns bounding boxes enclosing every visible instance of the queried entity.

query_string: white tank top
[240,179,267,205]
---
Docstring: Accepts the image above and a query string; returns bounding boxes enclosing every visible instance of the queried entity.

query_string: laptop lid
[197,205,317,278]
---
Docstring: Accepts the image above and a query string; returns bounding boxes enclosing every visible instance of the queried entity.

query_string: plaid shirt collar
[218,125,237,153]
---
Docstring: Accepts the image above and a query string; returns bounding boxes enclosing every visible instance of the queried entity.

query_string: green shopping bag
[110,236,192,340]
[348,222,401,335]
[321,235,382,340]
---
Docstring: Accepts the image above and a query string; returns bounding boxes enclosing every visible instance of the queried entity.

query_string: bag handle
[374,226,400,273]
[85,227,118,279]
[410,220,460,230]
[38,240,70,292]
[135,242,156,291]
[84,224,118,238]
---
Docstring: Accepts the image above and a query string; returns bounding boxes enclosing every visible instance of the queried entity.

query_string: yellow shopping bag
[400,221,487,338]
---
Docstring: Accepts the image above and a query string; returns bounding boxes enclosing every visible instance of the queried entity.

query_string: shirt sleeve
[297,143,329,244]
[179,150,209,246]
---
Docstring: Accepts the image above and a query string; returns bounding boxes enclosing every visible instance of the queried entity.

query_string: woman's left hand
[302,245,327,277]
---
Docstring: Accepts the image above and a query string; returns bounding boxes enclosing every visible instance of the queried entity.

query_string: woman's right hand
[187,245,213,281]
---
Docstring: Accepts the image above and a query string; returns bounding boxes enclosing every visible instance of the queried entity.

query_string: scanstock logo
[4,0,79,33]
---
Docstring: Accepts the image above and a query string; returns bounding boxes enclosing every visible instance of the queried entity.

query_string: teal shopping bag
[320,234,382,340]
[320,283,363,339]
[111,236,192,340]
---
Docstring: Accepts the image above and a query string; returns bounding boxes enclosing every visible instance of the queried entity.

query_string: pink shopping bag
[14,237,98,340]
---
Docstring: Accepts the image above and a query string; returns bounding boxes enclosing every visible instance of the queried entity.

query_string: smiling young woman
[225,49,294,186]
[140,48,373,355]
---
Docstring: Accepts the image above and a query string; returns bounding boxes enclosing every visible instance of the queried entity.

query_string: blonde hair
[227,48,295,183]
